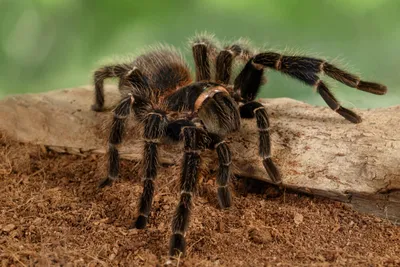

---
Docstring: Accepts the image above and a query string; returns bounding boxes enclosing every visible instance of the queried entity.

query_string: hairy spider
[91,33,387,256]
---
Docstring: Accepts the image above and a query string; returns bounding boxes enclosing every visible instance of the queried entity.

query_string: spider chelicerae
[91,33,387,256]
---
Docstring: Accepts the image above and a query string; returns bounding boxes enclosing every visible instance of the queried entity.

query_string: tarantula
[91,34,387,256]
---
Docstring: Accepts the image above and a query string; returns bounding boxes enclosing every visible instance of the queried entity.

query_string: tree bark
[1,85,399,222]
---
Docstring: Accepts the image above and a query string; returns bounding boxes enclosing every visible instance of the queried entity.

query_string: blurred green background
[1,0,399,108]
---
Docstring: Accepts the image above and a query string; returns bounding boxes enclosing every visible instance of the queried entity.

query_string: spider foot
[336,107,362,124]
[217,187,232,209]
[132,215,148,229]
[169,233,186,257]
[98,177,114,188]
[91,103,104,112]
[263,158,282,184]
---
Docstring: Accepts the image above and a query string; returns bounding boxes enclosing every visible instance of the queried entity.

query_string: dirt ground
[0,133,399,267]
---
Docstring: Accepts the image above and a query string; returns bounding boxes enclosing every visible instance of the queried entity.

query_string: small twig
[186,236,205,256]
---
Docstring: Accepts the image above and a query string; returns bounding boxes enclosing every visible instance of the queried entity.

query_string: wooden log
[0,85,399,222]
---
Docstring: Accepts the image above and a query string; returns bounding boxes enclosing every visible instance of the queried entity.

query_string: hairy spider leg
[249,52,387,123]
[167,85,235,207]
[215,140,233,208]
[215,43,253,84]
[133,109,168,229]
[98,94,134,188]
[240,102,281,183]
[208,134,234,208]
[98,68,150,188]
[215,46,240,84]
[233,59,265,102]
[92,63,133,111]
[169,127,209,257]
[231,58,281,183]
[191,34,217,82]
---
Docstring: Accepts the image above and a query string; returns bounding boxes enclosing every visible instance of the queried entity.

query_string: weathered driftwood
[0,85,399,222]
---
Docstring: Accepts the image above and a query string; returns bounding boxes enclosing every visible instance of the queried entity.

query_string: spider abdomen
[132,47,192,94]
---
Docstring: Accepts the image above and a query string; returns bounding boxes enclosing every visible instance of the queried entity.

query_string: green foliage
[0,0,399,108]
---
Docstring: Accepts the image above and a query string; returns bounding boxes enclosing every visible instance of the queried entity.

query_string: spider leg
[168,87,235,208]
[98,94,134,188]
[133,109,168,229]
[235,53,387,123]
[215,45,240,84]
[233,60,265,102]
[98,68,149,187]
[216,42,253,84]
[208,134,233,208]
[93,64,150,112]
[240,101,281,183]
[191,34,217,82]
[253,53,387,95]
[169,126,210,257]
[92,64,131,111]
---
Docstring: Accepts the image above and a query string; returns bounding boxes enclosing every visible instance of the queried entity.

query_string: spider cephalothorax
[91,34,387,256]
